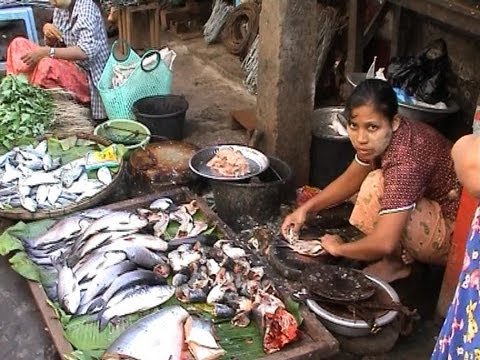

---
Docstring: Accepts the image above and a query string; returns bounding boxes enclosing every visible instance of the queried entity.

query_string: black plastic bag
[386,39,450,104]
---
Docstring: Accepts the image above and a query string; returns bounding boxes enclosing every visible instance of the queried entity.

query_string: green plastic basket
[97,40,173,120]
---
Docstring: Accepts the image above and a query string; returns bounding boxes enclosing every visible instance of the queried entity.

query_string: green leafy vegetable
[0,75,54,151]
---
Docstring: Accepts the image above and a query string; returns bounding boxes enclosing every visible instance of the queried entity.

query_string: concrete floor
[0,27,444,359]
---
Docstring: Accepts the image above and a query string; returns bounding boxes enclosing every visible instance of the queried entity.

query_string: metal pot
[306,274,399,337]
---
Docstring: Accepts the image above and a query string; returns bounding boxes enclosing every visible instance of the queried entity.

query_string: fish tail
[87,298,106,314]
[98,310,110,331]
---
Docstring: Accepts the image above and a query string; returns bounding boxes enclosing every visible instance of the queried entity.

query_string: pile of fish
[23,197,299,356]
[0,141,113,212]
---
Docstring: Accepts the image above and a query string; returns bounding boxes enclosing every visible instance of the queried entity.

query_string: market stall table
[3,187,339,359]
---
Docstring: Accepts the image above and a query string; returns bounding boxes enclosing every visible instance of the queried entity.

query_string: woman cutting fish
[281,79,460,283]
[5,0,109,122]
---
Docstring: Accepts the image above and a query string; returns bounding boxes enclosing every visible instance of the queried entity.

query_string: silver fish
[78,261,136,312]
[100,244,168,269]
[73,251,127,282]
[26,215,91,248]
[47,183,63,205]
[172,273,189,287]
[52,254,81,314]
[36,184,50,205]
[149,197,173,211]
[87,269,166,313]
[42,154,54,171]
[0,186,16,197]
[207,284,227,305]
[19,172,59,187]
[34,140,48,155]
[97,167,112,186]
[99,284,176,330]
[2,161,22,183]
[75,230,137,260]
[62,166,85,188]
[20,195,37,212]
[103,305,189,360]
[115,233,169,252]
[18,185,31,197]
[185,317,225,359]
[21,157,44,171]
[79,212,148,242]
[0,150,16,168]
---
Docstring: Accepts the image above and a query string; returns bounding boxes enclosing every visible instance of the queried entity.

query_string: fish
[149,197,173,211]
[42,154,54,171]
[74,231,137,260]
[206,259,221,277]
[47,183,63,205]
[97,167,113,186]
[207,284,227,305]
[18,185,31,197]
[36,184,50,205]
[213,304,235,319]
[99,284,176,330]
[175,285,207,304]
[0,185,16,197]
[52,254,81,314]
[115,233,169,252]
[20,195,37,212]
[222,243,247,260]
[19,172,59,187]
[231,310,251,327]
[0,150,16,168]
[78,212,148,243]
[87,269,167,313]
[61,165,85,188]
[20,157,44,171]
[34,140,48,155]
[168,249,202,272]
[2,161,22,183]
[25,215,91,248]
[152,212,170,238]
[78,261,137,312]
[102,305,189,360]
[172,273,189,287]
[288,239,325,257]
[120,246,169,269]
[185,317,225,360]
[73,251,127,282]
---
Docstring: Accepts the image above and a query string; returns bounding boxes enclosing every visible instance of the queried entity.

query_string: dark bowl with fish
[0,132,126,221]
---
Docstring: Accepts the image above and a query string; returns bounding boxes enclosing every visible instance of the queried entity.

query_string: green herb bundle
[0,75,54,150]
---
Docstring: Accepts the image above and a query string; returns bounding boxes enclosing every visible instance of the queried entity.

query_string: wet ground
[0,16,444,360]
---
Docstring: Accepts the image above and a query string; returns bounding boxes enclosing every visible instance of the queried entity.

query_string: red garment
[378,119,460,220]
[6,37,90,104]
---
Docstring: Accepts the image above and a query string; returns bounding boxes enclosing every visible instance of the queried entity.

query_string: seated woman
[281,79,460,283]
[6,0,109,122]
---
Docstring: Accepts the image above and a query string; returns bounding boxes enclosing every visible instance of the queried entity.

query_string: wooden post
[346,0,363,73]
[256,0,317,186]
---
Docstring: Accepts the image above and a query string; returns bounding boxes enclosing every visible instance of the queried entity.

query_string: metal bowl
[306,274,399,337]
[346,72,459,124]
[189,144,269,181]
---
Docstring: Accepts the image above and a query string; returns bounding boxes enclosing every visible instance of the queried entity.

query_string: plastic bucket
[210,157,293,231]
[94,119,151,151]
[132,95,189,141]
[310,107,355,189]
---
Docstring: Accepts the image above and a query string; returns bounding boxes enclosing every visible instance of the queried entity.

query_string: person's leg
[349,170,415,282]
[5,37,38,77]
[31,59,90,103]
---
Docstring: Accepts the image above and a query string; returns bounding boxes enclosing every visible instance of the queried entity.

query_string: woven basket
[0,132,126,221]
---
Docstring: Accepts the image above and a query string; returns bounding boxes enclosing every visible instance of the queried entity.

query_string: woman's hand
[21,47,49,67]
[43,23,63,41]
[320,234,344,257]
[281,207,308,239]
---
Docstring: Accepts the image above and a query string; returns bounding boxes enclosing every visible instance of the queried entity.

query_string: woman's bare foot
[363,257,412,283]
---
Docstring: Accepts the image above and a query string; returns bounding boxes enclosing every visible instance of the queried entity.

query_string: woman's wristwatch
[49,47,56,58]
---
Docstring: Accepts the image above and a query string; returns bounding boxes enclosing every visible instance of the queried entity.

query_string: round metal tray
[189,144,269,181]
[346,72,460,115]
[306,274,399,337]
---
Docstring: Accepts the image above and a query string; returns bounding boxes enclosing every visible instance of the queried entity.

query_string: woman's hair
[346,79,398,122]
